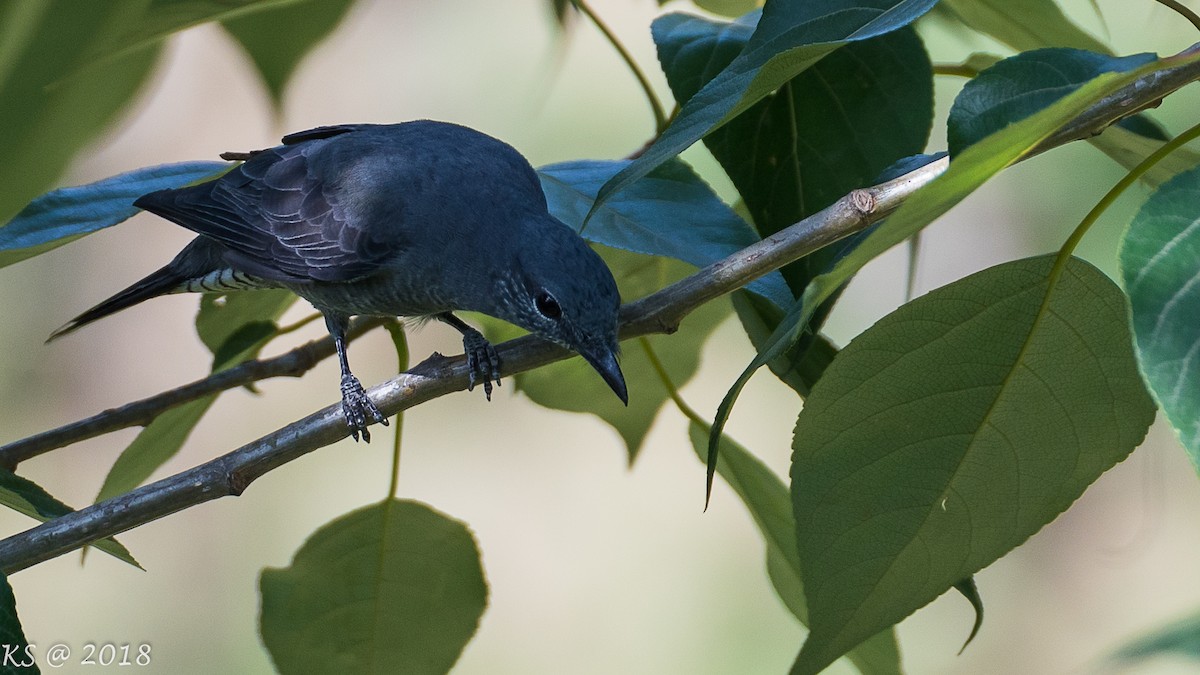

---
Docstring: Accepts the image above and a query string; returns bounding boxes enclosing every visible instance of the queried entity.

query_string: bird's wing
[134,127,398,283]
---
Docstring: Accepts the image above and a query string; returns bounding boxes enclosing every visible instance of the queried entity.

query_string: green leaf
[731,292,837,397]
[83,0,302,68]
[222,0,355,106]
[1092,123,1200,187]
[1110,611,1200,666]
[483,248,729,461]
[0,574,37,675]
[693,0,763,18]
[952,577,984,653]
[709,51,1193,499]
[0,161,227,269]
[789,255,1155,674]
[94,397,216,505]
[0,2,162,226]
[592,0,939,216]
[939,0,1110,53]
[548,0,573,26]
[0,469,139,569]
[196,288,297,368]
[654,14,932,395]
[95,289,296,503]
[261,500,487,675]
[686,424,902,675]
[655,17,933,238]
[948,48,1156,157]
[1120,165,1200,468]
[539,159,791,310]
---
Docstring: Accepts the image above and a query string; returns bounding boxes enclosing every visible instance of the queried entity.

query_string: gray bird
[50,121,627,441]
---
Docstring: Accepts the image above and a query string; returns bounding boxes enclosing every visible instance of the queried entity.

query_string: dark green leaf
[483,248,729,461]
[0,469,139,568]
[0,3,162,226]
[1116,114,1169,141]
[222,0,355,105]
[655,17,933,238]
[953,577,984,653]
[261,500,487,675]
[0,574,37,675]
[654,14,932,396]
[1092,124,1200,187]
[790,256,1155,674]
[731,292,836,397]
[593,0,939,216]
[94,398,215,505]
[686,424,901,675]
[1120,165,1200,468]
[548,0,573,26]
[709,52,1187,501]
[0,162,227,269]
[195,288,297,368]
[694,0,763,18]
[539,159,791,310]
[652,11,756,107]
[939,0,1110,53]
[948,48,1156,157]
[1110,611,1200,665]
[83,0,300,67]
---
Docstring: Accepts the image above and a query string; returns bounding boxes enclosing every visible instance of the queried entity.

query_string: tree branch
[0,159,941,573]
[1,42,1199,573]
[0,318,386,470]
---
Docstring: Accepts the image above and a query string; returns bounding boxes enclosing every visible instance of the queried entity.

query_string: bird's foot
[462,329,501,400]
[340,374,388,442]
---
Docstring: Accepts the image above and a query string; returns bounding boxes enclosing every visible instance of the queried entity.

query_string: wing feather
[134,126,399,283]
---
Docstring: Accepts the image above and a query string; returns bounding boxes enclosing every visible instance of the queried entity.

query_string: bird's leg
[436,312,500,400]
[324,313,388,442]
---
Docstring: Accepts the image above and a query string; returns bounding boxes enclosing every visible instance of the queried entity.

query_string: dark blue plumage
[52,121,626,441]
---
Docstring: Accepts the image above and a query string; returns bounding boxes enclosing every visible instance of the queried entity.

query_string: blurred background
[2,0,1200,672]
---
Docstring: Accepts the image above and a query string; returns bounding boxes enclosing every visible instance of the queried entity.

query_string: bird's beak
[581,345,628,405]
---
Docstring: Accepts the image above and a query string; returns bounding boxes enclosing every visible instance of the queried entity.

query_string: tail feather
[47,265,186,342]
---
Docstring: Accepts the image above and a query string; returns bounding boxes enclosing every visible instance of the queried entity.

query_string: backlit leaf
[790,256,1154,673]
[261,500,487,675]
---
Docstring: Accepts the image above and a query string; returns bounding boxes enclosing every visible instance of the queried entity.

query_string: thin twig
[932,63,980,78]
[0,318,386,470]
[2,42,1200,573]
[1157,0,1200,34]
[571,0,668,133]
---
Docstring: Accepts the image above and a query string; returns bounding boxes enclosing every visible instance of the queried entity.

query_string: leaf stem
[571,0,667,133]
[383,321,410,501]
[1056,119,1200,268]
[640,337,723,508]
[273,311,323,336]
[1156,0,1200,35]
[638,337,708,429]
[932,63,980,78]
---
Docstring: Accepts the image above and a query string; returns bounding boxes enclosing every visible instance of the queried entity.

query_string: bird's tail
[47,263,189,342]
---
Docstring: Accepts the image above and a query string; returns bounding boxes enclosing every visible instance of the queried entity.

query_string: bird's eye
[535,292,562,319]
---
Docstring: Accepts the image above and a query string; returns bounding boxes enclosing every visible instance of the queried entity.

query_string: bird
[49,120,627,442]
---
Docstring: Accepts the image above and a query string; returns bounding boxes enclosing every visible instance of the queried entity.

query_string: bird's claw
[340,374,388,442]
[462,330,501,400]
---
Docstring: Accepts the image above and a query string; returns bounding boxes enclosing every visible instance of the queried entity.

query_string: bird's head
[498,217,626,404]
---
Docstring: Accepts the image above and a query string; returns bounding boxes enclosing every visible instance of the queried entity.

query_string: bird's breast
[284,268,458,319]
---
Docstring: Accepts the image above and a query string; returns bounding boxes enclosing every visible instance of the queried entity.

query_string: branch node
[227,468,251,496]
[849,188,876,215]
